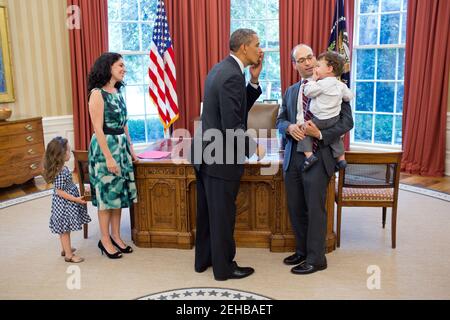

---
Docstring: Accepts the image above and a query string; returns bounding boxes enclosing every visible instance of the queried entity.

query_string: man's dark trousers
[284,141,330,266]
[195,169,241,279]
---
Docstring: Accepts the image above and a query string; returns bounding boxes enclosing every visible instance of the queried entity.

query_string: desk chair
[247,103,280,138]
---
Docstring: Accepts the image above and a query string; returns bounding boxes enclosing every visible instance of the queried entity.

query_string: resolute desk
[131,138,336,253]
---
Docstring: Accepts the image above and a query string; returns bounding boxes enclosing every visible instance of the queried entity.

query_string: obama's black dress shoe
[214,264,255,281]
[291,262,327,275]
[283,253,306,265]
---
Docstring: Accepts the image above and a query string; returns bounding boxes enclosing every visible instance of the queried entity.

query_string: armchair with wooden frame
[72,150,91,239]
[335,151,403,248]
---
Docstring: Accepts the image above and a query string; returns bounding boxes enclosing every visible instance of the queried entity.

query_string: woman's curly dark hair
[87,52,124,96]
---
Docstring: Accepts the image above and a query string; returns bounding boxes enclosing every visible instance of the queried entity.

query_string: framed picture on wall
[0,6,14,103]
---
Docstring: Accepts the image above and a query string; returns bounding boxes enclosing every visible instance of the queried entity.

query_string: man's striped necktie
[302,80,319,153]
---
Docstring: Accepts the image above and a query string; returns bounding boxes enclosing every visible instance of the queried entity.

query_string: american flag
[148,0,179,129]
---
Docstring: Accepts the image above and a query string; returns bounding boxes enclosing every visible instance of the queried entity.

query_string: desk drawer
[0,143,45,165]
[0,131,44,150]
[0,120,42,136]
[0,157,43,188]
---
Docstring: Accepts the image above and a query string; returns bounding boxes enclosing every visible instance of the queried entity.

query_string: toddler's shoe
[64,255,84,263]
[302,154,318,172]
[335,160,348,172]
[61,247,76,257]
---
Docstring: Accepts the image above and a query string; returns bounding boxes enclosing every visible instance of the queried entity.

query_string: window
[352,0,407,147]
[108,0,164,144]
[231,0,281,101]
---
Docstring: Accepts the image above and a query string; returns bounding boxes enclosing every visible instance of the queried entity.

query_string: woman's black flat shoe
[98,240,122,259]
[110,236,133,254]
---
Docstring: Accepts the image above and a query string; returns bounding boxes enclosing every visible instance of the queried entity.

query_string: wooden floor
[400,173,450,194]
[1,173,450,202]
[0,176,52,202]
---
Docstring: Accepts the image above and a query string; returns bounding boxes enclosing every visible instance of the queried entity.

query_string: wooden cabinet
[132,138,337,253]
[0,117,45,188]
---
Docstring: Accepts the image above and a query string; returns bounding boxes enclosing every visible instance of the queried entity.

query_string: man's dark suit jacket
[190,56,262,181]
[276,81,354,178]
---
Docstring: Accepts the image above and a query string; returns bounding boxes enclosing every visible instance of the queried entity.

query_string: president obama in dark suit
[190,29,265,281]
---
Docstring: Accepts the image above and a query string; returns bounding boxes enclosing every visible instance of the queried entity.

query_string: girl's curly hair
[87,52,124,96]
[42,137,68,183]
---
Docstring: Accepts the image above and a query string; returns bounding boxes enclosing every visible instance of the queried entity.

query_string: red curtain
[68,0,108,150]
[280,0,335,91]
[279,0,354,149]
[401,0,450,176]
[165,0,230,134]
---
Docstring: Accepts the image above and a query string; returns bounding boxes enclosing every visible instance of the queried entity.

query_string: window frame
[108,0,165,146]
[230,0,281,101]
[351,0,407,150]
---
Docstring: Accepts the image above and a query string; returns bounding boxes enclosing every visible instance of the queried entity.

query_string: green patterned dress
[88,88,137,210]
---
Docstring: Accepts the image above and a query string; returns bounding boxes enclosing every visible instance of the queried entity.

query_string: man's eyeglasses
[295,55,315,64]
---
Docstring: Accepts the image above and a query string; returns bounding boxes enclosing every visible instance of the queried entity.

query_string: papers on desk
[247,152,280,164]
[137,151,171,159]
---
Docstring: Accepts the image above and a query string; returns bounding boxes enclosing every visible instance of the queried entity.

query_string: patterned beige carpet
[0,189,449,300]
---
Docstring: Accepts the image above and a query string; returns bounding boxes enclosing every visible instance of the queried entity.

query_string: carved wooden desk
[131,138,336,253]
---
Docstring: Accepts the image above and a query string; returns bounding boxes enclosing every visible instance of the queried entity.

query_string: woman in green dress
[87,52,138,259]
